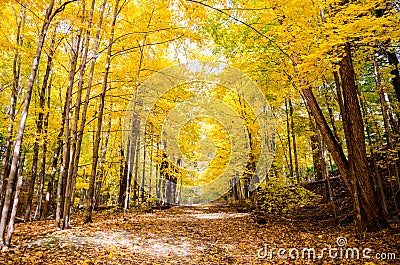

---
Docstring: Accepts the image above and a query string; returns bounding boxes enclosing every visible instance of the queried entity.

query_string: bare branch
[50,0,78,21]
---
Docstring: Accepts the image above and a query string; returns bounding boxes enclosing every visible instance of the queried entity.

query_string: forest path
[1,204,399,264]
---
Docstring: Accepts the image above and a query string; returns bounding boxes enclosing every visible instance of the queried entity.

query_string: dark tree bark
[140,131,147,201]
[301,88,352,191]
[321,138,337,220]
[133,131,140,203]
[306,111,323,182]
[284,99,294,180]
[386,51,400,104]
[288,98,300,182]
[118,148,128,207]
[339,44,388,231]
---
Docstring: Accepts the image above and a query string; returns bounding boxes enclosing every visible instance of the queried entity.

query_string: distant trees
[194,0,399,232]
[0,0,183,248]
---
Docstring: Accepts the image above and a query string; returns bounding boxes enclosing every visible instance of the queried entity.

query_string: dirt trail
[0,205,398,264]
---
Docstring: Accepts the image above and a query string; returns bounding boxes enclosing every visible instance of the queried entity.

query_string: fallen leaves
[0,205,398,264]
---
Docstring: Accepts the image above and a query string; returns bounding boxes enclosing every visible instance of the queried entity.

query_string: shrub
[257,178,320,214]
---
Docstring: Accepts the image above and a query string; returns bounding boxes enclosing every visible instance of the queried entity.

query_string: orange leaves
[1,205,399,264]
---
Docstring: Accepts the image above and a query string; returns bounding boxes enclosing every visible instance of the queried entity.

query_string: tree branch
[186,0,290,58]
[50,0,77,21]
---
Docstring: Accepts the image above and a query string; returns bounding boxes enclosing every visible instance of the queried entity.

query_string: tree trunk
[321,138,337,220]
[0,5,25,213]
[322,76,341,145]
[155,143,160,200]
[62,0,98,228]
[386,51,400,103]
[0,0,66,247]
[94,112,112,209]
[289,98,300,182]
[148,132,154,198]
[85,0,120,223]
[123,140,132,220]
[24,30,56,221]
[373,54,392,145]
[24,125,41,221]
[284,99,294,180]
[123,119,139,220]
[56,28,82,229]
[42,94,63,220]
[71,0,106,221]
[118,148,127,207]
[36,47,54,220]
[72,0,106,181]
[276,131,291,176]
[62,0,93,229]
[306,110,323,182]
[4,174,23,248]
[37,77,51,220]
[140,132,147,201]
[339,43,388,231]
[302,88,351,188]
[133,131,141,203]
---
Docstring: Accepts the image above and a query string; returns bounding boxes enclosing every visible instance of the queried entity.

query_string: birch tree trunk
[56,28,82,229]
[85,0,120,223]
[0,0,73,247]
[0,5,25,212]
[94,112,112,209]
[24,29,56,221]
[37,71,52,220]
[4,174,23,248]
[70,0,106,219]
[62,0,92,229]
[42,83,63,220]
[373,54,392,145]
[133,132,141,204]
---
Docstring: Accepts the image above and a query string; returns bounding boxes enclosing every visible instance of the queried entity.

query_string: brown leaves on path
[0,204,398,264]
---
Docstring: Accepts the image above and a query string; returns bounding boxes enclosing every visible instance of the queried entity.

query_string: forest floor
[0,203,399,264]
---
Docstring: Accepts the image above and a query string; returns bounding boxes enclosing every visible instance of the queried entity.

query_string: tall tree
[338,44,388,231]
[85,0,120,223]
[24,25,57,221]
[0,4,26,209]
[0,0,76,248]
[56,23,83,229]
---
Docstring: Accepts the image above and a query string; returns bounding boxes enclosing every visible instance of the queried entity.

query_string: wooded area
[0,0,399,263]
